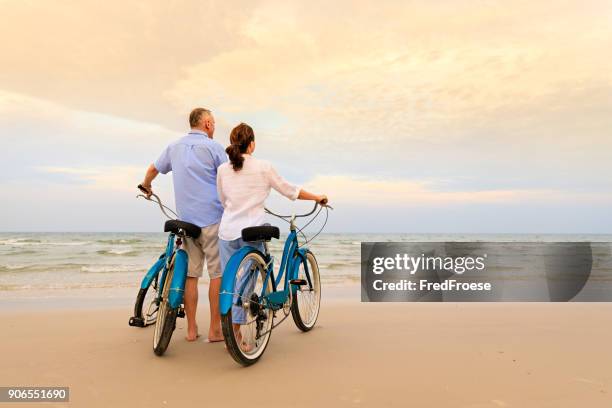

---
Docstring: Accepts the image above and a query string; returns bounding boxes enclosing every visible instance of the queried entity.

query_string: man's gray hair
[189,108,212,128]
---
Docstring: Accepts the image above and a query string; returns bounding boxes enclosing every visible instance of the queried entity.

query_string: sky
[0,0,611,233]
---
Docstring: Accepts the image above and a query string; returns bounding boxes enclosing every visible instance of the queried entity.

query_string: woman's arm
[216,170,227,207]
[297,189,328,205]
[267,163,328,205]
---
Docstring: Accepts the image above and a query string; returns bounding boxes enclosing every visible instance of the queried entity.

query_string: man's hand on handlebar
[138,183,153,199]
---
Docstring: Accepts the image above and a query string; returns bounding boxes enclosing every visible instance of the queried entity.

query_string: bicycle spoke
[230,253,273,358]
[294,252,320,329]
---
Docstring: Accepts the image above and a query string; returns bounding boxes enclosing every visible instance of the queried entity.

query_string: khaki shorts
[182,223,222,279]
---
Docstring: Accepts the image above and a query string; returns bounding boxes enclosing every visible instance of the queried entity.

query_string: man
[140,108,226,342]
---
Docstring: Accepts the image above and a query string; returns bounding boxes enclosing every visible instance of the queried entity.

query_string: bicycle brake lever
[136,193,160,203]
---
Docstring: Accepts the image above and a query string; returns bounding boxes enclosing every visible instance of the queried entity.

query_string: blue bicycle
[220,202,331,366]
[128,185,201,356]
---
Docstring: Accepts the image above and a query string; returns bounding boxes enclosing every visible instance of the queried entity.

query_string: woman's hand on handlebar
[317,194,329,206]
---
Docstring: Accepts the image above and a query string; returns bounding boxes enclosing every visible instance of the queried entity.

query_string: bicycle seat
[242,225,280,242]
[164,220,201,239]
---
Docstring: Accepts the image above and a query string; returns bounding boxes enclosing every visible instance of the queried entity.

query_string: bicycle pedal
[289,279,307,286]
[129,316,145,327]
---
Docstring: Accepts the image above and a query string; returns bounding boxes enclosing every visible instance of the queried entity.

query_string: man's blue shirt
[154,130,227,228]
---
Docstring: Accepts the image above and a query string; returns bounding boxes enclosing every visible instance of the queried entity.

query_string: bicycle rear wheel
[221,252,273,366]
[153,262,178,356]
[291,250,321,331]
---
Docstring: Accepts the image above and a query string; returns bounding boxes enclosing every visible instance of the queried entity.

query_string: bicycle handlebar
[137,184,331,241]
[136,185,178,220]
[264,201,333,219]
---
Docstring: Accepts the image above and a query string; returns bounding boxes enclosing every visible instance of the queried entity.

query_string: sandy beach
[1,284,612,407]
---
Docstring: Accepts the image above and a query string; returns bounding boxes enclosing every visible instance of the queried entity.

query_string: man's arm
[140,164,159,198]
[142,144,171,197]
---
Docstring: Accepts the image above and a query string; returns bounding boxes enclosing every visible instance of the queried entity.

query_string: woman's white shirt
[217,155,300,241]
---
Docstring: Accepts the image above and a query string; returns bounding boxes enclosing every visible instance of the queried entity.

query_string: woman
[216,123,328,348]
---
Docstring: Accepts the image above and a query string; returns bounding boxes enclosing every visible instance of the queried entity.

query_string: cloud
[35,166,146,192]
[0,1,259,128]
[0,90,173,140]
[0,89,182,184]
[160,0,612,194]
[302,175,612,207]
[167,0,612,143]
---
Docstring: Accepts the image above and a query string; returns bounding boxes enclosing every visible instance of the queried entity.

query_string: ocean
[1,232,611,295]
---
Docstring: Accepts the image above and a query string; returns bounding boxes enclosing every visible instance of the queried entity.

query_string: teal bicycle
[219,202,331,366]
[128,185,201,356]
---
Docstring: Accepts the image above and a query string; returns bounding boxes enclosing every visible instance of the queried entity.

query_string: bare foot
[185,325,200,342]
[207,328,224,342]
[232,324,253,352]
[240,341,254,353]
[206,336,224,343]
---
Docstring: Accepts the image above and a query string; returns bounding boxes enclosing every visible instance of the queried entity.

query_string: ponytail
[226,144,245,171]
[227,123,255,171]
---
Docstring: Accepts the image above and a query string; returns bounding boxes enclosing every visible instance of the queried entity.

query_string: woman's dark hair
[226,123,255,171]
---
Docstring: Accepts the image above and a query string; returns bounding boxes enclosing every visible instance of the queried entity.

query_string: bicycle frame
[219,229,312,315]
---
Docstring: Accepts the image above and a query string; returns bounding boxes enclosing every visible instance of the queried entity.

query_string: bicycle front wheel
[291,250,321,331]
[132,284,158,327]
[221,251,273,366]
[153,262,178,356]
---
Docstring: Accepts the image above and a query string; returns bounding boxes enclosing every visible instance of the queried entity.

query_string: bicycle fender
[168,249,188,309]
[287,248,308,280]
[298,248,313,289]
[219,246,263,315]
[140,253,166,289]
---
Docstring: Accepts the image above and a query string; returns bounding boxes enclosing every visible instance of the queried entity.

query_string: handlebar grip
[137,184,150,194]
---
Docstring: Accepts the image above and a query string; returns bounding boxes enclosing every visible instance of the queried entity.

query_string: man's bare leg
[184,276,200,341]
[207,277,223,342]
